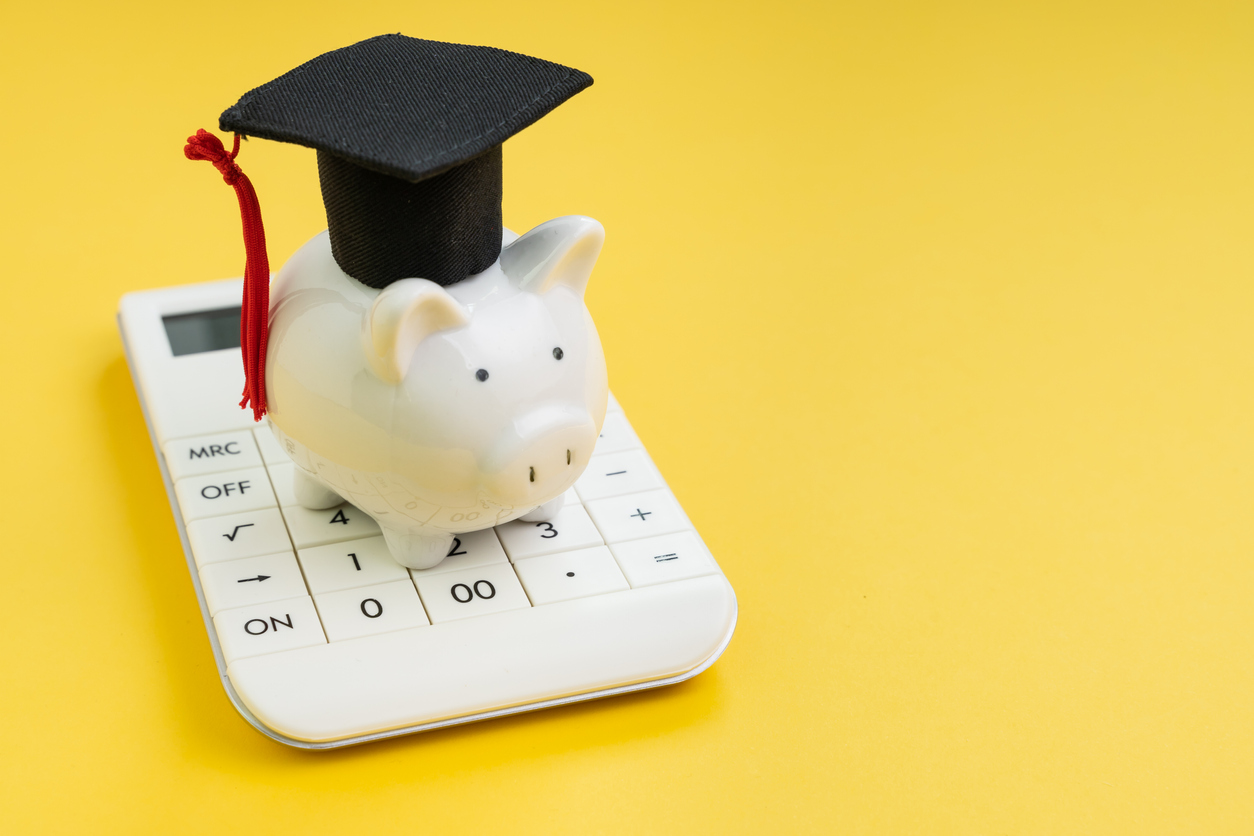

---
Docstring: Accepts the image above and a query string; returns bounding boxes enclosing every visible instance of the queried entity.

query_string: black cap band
[318,146,503,287]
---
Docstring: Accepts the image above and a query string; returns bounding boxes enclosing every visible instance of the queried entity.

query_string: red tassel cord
[184,130,270,421]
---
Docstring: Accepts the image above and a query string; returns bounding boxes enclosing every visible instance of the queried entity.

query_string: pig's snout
[480,407,597,506]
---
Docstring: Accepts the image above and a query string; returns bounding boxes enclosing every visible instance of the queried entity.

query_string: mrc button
[175,466,277,522]
[164,430,263,480]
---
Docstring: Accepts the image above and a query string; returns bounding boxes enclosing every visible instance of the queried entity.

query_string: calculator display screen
[162,306,241,356]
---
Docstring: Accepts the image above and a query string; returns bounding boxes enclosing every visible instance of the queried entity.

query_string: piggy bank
[263,215,608,569]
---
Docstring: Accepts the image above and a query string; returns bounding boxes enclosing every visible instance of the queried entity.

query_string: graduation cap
[184,34,594,420]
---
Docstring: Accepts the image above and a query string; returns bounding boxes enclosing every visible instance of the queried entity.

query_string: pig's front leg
[518,493,565,522]
[380,524,455,570]
[293,467,342,509]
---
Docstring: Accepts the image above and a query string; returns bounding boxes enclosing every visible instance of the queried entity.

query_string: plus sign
[630,508,652,521]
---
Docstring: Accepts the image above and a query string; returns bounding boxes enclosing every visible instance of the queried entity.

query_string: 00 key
[412,562,531,623]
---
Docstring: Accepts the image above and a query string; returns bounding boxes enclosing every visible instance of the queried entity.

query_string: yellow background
[2,0,1253,832]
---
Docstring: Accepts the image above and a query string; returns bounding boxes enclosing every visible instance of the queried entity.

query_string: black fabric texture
[319,146,502,287]
[219,34,593,183]
[217,34,592,287]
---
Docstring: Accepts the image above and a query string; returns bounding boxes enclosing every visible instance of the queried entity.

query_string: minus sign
[605,470,627,476]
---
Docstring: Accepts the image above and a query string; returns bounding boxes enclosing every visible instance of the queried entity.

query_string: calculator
[118,278,737,748]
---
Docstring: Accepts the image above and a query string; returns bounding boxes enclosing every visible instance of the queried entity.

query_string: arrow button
[199,552,306,616]
[237,574,271,583]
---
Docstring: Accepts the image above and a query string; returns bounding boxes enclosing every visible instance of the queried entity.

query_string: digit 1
[348,553,361,571]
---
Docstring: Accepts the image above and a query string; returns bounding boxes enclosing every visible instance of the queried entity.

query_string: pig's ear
[500,215,605,298]
[363,278,469,383]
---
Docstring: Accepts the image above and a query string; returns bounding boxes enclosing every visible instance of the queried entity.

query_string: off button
[175,466,277,522]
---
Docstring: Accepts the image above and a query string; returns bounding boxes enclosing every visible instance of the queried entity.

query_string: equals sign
[653,553,678,563]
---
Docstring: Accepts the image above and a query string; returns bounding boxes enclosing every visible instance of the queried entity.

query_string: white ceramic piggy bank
[264,215,608,569]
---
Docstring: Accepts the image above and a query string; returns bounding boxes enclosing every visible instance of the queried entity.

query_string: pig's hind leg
[292,467,342,509]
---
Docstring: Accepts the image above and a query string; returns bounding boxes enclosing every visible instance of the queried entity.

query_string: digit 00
[450,580,496,603]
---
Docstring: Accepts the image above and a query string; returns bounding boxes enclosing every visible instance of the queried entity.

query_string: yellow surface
[2,1,1253,832]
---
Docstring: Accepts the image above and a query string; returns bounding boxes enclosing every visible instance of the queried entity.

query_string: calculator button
[297,535,409,594]
[213,596,325,663]
[574,449,662,501]
[281,502,381,548]
[175,466,277,522]
[313,580,430,642]
[584,490,690,543]
[512,545,629,605]
[609,531,718,588]
[266,461,349,509]
[409,528,508,577]
[265,462,299,506]
[186,508,293,566]
[198,552,309,615]
[593,411,641,454]
[494,503,604,561]
[252,424,291,465]
[164,431,262,481]
[412,562,531,623]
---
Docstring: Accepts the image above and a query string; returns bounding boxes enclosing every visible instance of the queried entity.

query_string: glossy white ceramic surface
[265,217,610,568]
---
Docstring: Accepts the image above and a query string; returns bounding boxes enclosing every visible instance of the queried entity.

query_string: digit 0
[450,580,496,602]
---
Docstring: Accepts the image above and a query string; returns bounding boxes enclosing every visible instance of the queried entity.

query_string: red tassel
[184,129,270,421]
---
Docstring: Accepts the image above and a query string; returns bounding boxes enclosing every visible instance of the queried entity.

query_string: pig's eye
[475,369,489,382]
[552,347,564,360]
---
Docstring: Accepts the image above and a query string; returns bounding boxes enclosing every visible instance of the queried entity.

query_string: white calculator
[118,278,737,748]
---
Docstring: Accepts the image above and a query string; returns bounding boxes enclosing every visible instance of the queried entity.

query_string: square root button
[584,490,690,544]
[186,507,292,567]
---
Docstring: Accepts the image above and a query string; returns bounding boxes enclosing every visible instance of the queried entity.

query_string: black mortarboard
[218,34,593,288]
